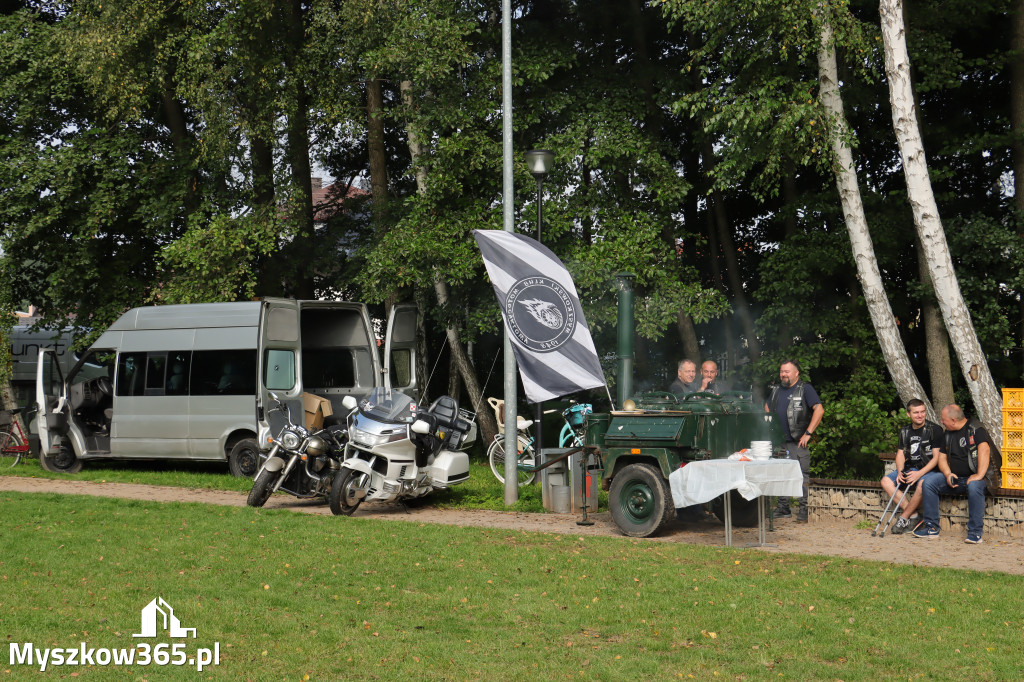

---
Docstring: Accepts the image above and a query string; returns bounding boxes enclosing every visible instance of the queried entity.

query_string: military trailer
[586,391,786,537]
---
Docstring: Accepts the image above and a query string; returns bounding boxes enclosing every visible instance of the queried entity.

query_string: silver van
[35,298,416,475]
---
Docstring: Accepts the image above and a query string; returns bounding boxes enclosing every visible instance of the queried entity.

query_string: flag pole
[501,0,518,505]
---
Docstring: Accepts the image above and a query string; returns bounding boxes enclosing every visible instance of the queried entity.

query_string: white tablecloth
[668,459,803,507]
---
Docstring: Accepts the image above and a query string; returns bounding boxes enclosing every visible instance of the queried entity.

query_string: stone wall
[808,478,1024,537]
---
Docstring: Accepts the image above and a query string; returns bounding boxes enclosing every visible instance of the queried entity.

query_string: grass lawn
[2,491,1022,680]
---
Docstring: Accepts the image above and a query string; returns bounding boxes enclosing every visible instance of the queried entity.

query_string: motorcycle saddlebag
[427,450,470,486]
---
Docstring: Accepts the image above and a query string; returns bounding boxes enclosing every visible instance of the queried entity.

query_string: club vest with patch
[944,420,1002,492]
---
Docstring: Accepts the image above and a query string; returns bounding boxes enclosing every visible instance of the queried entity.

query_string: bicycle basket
[565,403,592,428]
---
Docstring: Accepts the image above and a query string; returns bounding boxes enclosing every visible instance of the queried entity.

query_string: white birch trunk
[879,0,1003,443]
[817,14,936,421]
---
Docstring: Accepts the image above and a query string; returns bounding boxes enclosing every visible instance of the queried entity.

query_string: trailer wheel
[710,492,759,527]
[609,463,674,537]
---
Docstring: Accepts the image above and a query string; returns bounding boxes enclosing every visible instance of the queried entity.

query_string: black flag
[473,230,606,402]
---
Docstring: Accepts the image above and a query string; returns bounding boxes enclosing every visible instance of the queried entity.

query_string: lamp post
[524,149,554,456]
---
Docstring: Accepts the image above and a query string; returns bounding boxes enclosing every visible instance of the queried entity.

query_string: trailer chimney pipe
[615,273,635,406]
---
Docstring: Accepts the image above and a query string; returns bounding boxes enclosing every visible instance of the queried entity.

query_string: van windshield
[359,387,415,423]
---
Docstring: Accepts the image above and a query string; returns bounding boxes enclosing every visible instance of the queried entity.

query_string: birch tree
[879,0,1003,442]
[816,9,935,420]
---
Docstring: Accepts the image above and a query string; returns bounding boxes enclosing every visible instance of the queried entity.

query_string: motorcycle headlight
[350,427,407,447]
[280,430,303,450]
[305,435,327,456]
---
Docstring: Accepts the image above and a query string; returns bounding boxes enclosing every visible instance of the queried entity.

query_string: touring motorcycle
[328,386,472,515]
[247,392,346,507]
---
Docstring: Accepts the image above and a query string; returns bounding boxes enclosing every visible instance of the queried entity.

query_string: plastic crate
[1004,448,1024,470]
[1003,388,1024,409]
[1004,429,1024,450]
[1001,468,1024,490]
[1003,408,1024,429]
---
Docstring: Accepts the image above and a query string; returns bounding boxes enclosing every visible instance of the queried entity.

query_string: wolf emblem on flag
[473,230,606,403]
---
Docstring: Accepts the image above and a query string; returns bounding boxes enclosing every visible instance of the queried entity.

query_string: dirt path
[2,476,1022,575]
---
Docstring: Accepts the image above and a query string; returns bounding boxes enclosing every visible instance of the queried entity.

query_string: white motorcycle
[329,386,472,516]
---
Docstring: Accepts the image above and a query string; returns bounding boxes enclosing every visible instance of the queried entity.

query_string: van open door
[257,299,303,449]
[383,303,418,395]
[35,348,66,457]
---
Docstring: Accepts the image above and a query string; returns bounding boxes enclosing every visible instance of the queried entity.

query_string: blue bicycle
[487,399,592,486]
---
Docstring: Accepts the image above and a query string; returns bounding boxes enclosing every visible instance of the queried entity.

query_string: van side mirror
[342,396,358,411]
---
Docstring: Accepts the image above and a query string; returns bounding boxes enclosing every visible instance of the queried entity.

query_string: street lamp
[525,148,555,455]
[525,149,555,242]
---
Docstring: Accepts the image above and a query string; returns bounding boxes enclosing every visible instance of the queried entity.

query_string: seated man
[913,404,995,544]
[669,359,699,396]
[698,360,729,394]
[884,399,942,534]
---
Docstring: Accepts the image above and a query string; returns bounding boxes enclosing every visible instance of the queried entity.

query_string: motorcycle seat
[427,396,459,429]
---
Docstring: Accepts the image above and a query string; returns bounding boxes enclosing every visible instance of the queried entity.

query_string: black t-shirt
[941,423,994,478]
[898,421,942,470]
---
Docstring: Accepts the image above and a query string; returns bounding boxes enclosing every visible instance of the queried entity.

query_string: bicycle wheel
[0,428,24,468]
[487,435,536,486]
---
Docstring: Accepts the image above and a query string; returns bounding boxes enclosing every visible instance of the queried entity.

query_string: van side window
[302,348,354,388]
[117,353,147,396]
[264,349,296,390]
[191,350,257,396]
[165,352,191,395]
[145,354,167,394]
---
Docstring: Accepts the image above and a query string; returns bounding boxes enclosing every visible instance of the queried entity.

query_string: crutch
[872,476,911,537]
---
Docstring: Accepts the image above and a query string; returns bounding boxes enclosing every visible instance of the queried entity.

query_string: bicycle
[1,407,32,468]
[486,398,592,486]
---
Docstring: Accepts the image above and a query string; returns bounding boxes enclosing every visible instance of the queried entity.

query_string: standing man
[669,359,699,396]
[698,360,728,394]
[913,405,996,544]
[765,360,824,522]
[883,398,942,535]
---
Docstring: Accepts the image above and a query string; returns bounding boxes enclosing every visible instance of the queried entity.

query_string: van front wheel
[228,438,260,478]
[41,441,83,474]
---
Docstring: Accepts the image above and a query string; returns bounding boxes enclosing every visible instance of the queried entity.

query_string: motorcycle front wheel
[247,469,276,508]
[329,468,366,516]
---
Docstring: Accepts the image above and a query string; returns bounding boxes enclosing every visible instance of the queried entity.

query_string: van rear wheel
[228,438,260,478]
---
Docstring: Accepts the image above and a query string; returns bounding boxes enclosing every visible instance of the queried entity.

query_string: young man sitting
[882,399,942,535]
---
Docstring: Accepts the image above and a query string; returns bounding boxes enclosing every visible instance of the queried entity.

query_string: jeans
[776,441,809,514]
[921,471,987,537]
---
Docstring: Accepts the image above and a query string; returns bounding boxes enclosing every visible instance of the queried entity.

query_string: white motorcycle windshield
[360,387,415,423]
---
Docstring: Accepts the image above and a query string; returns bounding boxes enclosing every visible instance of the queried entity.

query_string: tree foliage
[1,0,1021,476]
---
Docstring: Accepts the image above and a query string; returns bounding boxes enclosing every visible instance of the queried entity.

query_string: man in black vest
[914,404,995,544]
[765,360,824,522]
[883,398,942,534]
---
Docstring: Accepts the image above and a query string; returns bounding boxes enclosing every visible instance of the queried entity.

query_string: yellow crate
[1004,448,1024,469]
[1001,468,1024,490]
[1004,408,1024,429]
[1004,429,1024,450]
[1003,388,1024,409]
